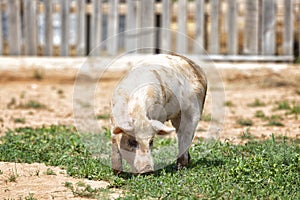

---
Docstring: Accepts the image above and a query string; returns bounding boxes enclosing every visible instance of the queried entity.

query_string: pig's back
[134,54,207,95]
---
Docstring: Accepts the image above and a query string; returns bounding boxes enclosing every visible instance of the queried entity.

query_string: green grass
[44,168,56,175]
[254,110,267,119]
[14,117,26,124]
[275,101,291,110]
[25,193,37,200]
[240,128,255,140]
[0,125,299,199]
[96,114,110,120]
[255,110,285,127]
[18,100,47,109]
[224,101,235,107]
[247,98,266,107]
[201,113,212,122]
[236,118,253,126]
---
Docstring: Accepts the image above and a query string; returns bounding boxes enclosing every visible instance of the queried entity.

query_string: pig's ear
[151,120,175,135]
[112,123,133,134]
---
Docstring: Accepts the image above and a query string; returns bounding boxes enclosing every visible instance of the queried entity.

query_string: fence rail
[0,0,299,61]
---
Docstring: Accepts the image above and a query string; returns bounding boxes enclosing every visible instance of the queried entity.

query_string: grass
[19,100,47,109]
[201,113,212,122]
[224,101,235,107]
[236,118,253,126]
[0,125,299,199]
[275,100,291,110]
[255,110,284,127]
[13,117,26,124]
[96,114,110,120]
[33,69,44,80]
[64,181,104,198]
[247,98,266,107]
[25,193,37,200]
[274,100,300,118]
[254,110,267,119]
[44,168,56,175]
[8,172,17,182]
[240,128,255,140]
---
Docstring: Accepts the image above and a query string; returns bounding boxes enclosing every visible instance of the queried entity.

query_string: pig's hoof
[176,152,190,170]
[113,169,122,175]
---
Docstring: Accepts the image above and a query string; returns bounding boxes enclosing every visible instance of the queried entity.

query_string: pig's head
[111,119,175,174]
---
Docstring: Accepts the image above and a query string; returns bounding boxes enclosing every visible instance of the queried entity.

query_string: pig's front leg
[172,112,200,169]
[111,134,122,175]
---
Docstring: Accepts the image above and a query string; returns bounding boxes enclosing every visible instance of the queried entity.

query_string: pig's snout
[134,153,154,174]
[138,164,154,174]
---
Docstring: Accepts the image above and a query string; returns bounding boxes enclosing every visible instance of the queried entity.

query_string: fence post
[44,0,53,56]
[90,0,102,55]
[23,0,38,55]
[160,0,171,53]
[60,0,70,56]
[76,0,86,56]
[107,0,119,56]
[244,0,259,55]
[227,0,238,55]
[194,0,205,54]
[177,0,187,53]
[0,0,3,55]
[209,0,220,54]
[139,0,155,53]
[283,0,294,56]
[7,0,21,55]
[125,0,138,53]
[261,0,276,55]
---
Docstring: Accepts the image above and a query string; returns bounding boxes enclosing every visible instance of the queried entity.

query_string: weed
[8,173,17,182]
[276,101,291,110]
[201,113,211,122]
[265,115,284,127]
[65,181,99,198]
[20,92,26,99]
[7,97,16,108]
[44,168,56,175]
[57,89,64,95]
[13,117,26,124]
[33,69,43,80]
[25,193,37,200]
[266,120,284,127]
[288,104,300,115]
[96,114,110,120]
[240,128,255,140]
[247,98,266,107]
[19,100,46,109]
[236,118,253,126]
[76,181,86,187]
[254,110,267,119]
[224,101,235,107]
[64,181,73,188]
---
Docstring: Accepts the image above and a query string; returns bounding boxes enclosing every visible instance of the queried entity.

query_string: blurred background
[0,0,299,62]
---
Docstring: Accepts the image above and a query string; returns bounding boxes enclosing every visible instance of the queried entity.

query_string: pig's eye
[149,139,153,147]
[128,139,138,148]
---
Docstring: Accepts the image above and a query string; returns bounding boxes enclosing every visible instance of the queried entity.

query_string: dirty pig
[110,54,207,174]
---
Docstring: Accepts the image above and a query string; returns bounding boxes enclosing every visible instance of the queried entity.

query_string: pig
[110,53,207,174]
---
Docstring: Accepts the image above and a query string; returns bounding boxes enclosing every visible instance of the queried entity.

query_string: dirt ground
[0,60,299,199]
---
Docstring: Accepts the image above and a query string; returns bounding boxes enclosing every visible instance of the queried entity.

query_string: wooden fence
[1,0,300,61]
